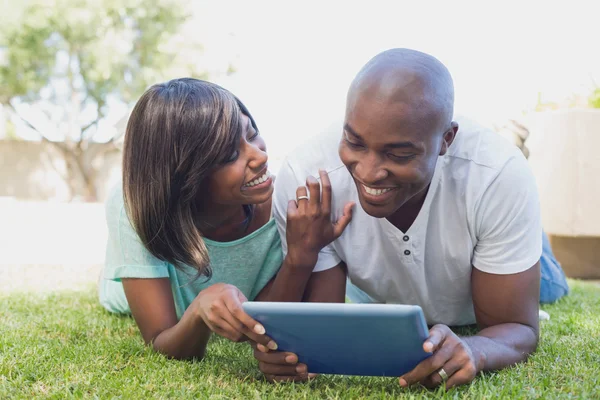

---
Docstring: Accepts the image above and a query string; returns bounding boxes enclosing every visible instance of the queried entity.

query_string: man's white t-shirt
[273,116,542,326]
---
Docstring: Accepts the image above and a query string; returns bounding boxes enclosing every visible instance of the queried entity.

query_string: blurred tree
[0,0,206,201]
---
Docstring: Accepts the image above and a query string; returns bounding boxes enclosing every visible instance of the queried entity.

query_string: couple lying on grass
[98,48,569,390]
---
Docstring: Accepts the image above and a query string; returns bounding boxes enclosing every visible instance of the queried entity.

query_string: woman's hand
[193,283,278,350]
[286,169,354,267]
[251,342,318,383]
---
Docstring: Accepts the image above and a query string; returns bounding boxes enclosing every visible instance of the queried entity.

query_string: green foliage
[0,0,200,134]
[588,88,600,108]
[0,0,207,200]
[1,281,599,398]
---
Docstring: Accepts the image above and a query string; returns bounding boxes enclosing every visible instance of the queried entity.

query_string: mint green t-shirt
[99,185,283,319]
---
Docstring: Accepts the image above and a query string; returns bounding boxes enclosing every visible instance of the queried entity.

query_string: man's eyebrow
[344,123,419,149]
[343,123,362,140]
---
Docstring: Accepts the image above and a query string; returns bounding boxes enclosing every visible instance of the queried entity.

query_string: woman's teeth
[363,185,392,196]
[245,172,270,187]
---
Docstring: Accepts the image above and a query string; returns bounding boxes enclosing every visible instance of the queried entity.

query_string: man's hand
[286,169,354,267]
[399,325,484,390]
[251,342,317,383]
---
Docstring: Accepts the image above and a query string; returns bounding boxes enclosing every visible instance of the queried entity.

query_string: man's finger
[424,324,448,353]
[444,367,474,390]
[399,342,453,387]
[333,202,355,238]
[424,358,461,388]
[319,169,332,214]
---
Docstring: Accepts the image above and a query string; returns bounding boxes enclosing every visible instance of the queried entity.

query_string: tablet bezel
[243,302,432,377]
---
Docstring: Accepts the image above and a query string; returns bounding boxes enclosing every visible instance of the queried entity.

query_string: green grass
[1,281,599,399]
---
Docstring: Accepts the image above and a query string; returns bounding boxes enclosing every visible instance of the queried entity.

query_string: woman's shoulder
[104,182,128,231]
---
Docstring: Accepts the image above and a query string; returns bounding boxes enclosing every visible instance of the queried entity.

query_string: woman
[98,78,353,377]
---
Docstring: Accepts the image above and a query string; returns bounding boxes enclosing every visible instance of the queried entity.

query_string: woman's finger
[333,201,354,238]
[318,169,332,215]
[305,175,321,213]
[295,186,309,212]
[223,294,276,348]
[211,316,245,342]
[259,362,308,376]
[265,374,309,383]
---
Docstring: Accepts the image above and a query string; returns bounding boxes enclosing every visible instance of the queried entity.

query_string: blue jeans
[540,231,569,303]
[346,231,569,305]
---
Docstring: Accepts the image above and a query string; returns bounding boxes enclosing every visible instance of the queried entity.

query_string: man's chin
[357,197,396,219]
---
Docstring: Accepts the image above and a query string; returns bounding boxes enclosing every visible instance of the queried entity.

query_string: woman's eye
[226,150,239,163]
[248,130,260,141]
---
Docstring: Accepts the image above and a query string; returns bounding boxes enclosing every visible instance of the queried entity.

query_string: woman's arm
[257,170,353,303]
[255,262,347,303]
[122,278,210,360]
[123,278,275,360]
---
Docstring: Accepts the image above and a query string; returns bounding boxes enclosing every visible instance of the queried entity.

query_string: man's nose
[354,152,388,183]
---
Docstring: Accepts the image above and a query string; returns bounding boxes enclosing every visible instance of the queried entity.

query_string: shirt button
[403,235,409,242]
[404,249,411,255]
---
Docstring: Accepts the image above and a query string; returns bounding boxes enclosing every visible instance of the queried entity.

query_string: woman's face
[205,114,273,207]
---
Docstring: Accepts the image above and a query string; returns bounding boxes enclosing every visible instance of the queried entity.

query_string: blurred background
[1,0,599,292]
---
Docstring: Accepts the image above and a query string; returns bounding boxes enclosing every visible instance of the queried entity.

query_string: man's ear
[439,121,459,156]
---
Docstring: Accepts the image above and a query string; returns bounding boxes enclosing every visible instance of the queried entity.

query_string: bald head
[348,48,454,131]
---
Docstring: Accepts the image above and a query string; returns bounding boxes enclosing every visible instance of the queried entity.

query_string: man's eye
[387,153,416,162]
[344,138,364,149]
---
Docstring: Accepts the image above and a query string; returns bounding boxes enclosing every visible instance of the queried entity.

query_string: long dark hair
[122,78,257,278]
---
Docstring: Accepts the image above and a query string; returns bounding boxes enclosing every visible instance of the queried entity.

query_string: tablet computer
[242,302,432,377]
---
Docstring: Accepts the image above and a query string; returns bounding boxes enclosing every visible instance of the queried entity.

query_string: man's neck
[386,184,430,233]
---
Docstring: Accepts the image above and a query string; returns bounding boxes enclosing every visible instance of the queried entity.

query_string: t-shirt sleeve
[103,187,169,281]
[273,159,341,272]
[472,154,542,274]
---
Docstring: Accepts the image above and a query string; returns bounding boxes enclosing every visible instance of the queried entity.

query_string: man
[254,48,564,388]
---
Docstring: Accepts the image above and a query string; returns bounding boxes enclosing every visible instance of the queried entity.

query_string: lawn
[1,280,599,399]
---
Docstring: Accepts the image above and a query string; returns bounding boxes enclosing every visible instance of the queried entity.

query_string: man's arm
[465,261,540,371]
[400,153,543,389]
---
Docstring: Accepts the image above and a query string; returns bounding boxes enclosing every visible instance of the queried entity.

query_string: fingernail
[308,373,318,379]
[285,354,297,364]
[424,341,433,352]
[254,324,265,335]
[257,344,268,353]
[296,364,307,374]
[267,340,278,350]
[399,378,408,387]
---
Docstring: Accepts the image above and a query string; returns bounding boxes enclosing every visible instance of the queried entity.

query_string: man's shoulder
[280,120,346,181]
[438,115,534,209]
[448,115,523,171]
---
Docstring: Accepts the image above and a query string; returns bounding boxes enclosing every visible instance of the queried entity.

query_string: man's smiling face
[338,96,446,218]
